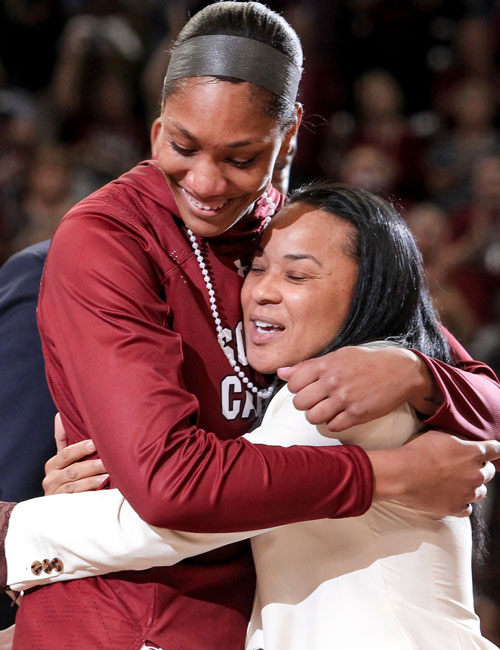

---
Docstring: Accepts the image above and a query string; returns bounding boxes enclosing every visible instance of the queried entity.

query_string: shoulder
[50,161,181,267]
[245,387,326,447]
[0,240,50,275]
[321,404,419,450]
[0,241,50,304]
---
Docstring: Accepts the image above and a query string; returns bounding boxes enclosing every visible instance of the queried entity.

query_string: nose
[250,271,281,305]
[185,155,228,199]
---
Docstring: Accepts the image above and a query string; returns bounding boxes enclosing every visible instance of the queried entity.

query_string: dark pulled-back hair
[287,182,451,364]
[162,1,302,128]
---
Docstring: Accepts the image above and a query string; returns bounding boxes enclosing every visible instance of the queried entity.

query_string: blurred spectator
[334,143,398,199]
[431,16,500,115]
[280,1,345,186]
[446,151,500,326]
[0,0,65,92]
[426,76,500,211]
[327,69,427,202]
[69,71,149,192]
[332,0,443,112]
[49,8,149,192]
[406,201,477,345]
[8,144,76,255]
[443,151,500,380]
[141,1,196,124]
[0,62,38,263]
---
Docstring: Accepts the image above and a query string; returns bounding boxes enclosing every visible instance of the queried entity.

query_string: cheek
[156,136,190,178]
[299,289,348,348]
[240,281,252,315]
[156,147,174,176]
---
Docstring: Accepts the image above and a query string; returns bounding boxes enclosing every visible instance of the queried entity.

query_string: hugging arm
[5,401,499,592]
[282,328,500,440]
[5,488,268,591]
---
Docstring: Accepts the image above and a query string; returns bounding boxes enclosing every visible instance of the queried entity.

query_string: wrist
[365,447,409,502]
[404,350,442,416]
[0,502,17,590]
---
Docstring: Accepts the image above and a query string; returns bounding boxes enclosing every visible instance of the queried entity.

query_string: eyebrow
[285,253,323,267]
[254,247,323,267]
[170,121,264,148]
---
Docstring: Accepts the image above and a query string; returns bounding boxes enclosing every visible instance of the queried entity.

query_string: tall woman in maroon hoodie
[10,3,500,649]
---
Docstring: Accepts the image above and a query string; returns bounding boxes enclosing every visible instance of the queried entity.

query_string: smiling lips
[250,318,285,344]
[182,188,230,212]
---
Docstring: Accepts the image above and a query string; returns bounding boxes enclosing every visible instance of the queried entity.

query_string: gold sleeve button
[30,561,42,576]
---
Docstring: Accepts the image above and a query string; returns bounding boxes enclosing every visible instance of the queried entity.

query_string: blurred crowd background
[0,0,499,643]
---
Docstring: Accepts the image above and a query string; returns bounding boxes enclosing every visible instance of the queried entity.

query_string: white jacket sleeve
[6,488,268,591]
[5,389,298,591]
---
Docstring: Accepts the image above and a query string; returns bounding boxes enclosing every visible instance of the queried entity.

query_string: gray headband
[165,34,301,103]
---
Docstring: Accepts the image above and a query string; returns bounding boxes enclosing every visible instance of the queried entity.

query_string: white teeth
[255,320,283,333]
[255,320,276,328]
[183,189,228,211]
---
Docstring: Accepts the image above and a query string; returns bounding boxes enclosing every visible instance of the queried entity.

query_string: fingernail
[86,440,96,452]
[277,367,291,372]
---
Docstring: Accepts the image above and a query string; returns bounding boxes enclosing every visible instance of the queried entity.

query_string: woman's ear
[279,103,302,159]
[150,117,162,158]
[273,104,302,194]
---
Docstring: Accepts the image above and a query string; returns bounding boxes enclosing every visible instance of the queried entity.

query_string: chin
[247,353,284,376]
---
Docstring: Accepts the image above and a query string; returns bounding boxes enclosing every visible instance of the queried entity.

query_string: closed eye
[248,265,266,274]
[286,273,308,282]
[227,156,256,169]
[170,140,197,156]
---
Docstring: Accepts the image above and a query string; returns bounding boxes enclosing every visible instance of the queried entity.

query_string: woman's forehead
[162,78,280,142]
[263,203,357,252]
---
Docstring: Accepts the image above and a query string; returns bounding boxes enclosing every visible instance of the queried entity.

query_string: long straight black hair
[286,182,452,364]
[285,184,492,556]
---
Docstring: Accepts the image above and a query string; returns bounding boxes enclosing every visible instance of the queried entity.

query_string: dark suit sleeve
[0,241,57,502]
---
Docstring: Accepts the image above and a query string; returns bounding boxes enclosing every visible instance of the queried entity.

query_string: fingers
[43,458,108,496]
[54,413,67,452]
[45,439,96,473]
[474,483,488,502]
[454,485,488,518]
[48,473,110,495]
[276,366,293,381]
[460,453,495,514]
[43,439,106,496]
[388,431,497,517]
[483,440,500,462]
[480,460,496,484]
[460,442,496,509]
[292,382,330,416]
[456,504,473,518]
[279,359,322,395]
[63,458,107,483]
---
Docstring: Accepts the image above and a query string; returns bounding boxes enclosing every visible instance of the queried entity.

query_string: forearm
[5,489,267,592]
[366,429,500,516]
[413,343,500,442]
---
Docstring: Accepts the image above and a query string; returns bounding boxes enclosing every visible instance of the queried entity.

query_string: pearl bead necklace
[186,190,277,399]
